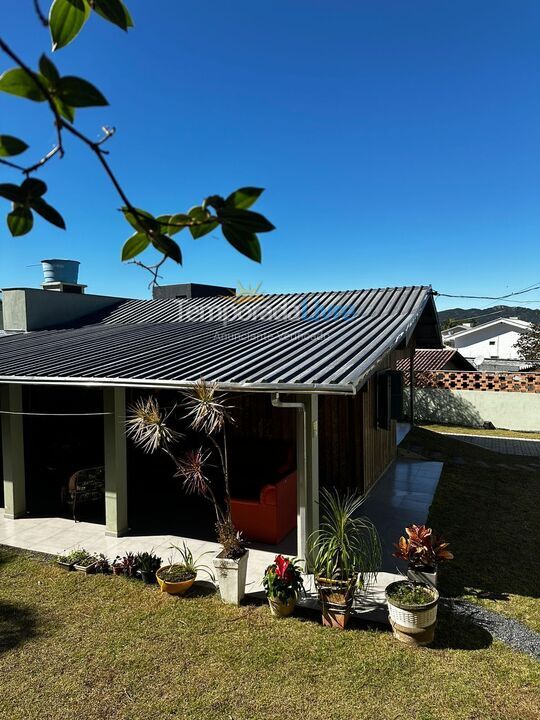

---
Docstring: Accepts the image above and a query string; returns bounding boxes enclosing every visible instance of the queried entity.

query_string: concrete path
[445,434,540,457]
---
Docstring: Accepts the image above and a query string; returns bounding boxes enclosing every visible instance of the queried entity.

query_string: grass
[0,547,538,720]
[421,423,540,440]
[401,427,540,632]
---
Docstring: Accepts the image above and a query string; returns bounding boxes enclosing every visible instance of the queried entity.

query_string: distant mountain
[438,305,540,327]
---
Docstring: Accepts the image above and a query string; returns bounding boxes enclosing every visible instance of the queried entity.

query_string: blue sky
[0,0,539,311]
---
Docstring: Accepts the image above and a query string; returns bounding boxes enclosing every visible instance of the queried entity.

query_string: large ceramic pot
[268,593,297,618]
[316,576,356,629]
[156,566,195,595]
[386,580,439,646]
[213,549,249,605]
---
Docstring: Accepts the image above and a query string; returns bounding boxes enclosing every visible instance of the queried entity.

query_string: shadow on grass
[0,600,39,655]
[430,608,492,650]
[402,428,540,603]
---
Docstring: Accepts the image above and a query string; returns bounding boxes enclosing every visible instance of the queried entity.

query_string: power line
[434,283,540,301]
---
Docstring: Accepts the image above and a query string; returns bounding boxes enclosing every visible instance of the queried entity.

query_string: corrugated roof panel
[0,286,437,393]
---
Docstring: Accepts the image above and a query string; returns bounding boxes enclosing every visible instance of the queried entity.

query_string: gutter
[0,374,356,395]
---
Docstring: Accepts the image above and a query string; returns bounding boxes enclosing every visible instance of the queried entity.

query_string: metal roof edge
[0,375,356,395]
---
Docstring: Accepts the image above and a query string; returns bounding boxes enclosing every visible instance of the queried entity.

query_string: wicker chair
[61,466,105,521]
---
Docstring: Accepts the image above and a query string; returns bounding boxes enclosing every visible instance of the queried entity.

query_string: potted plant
[56,548,89,571]
[94,554,110,574]
[385,580,440,646]
[393,524,453,587]
[156,542,213,595]
[116,552,139,578]
[111,556,124,576]
[73,553,98,574]
[307,488,381,629]
[136,551,162,584]
[127,380,248,605]
[262,555,304,618]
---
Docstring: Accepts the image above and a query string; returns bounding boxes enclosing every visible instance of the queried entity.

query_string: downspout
[272,393,308,559]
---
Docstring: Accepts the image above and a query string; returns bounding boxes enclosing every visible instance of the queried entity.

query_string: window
[489,341,496,346]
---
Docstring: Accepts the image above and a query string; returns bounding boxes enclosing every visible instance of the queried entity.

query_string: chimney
[41,259,87,294]
[152,283,235,300]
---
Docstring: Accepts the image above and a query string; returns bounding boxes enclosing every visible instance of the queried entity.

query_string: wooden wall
[228,393,296,443]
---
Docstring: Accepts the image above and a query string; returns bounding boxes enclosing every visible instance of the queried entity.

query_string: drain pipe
[271,393,308,560]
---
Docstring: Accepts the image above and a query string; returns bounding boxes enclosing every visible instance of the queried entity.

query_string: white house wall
[450,323,524,361]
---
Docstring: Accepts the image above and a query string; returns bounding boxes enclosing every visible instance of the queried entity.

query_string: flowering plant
[393,524,453,569]
[263,555,304,603]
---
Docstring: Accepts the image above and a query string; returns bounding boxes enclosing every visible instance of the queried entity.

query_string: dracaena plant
[126,380,245,560]
[307,488,381,589]
[0,1,274,285]
[263,555,304,603]
[393,524,453,569]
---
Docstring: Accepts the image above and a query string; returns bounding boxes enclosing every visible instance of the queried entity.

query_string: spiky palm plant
[307,487,381,591]
[126,396,182,454]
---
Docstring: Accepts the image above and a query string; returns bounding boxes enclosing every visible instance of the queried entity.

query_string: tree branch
[33,0,49,27]
[0,37,64,156]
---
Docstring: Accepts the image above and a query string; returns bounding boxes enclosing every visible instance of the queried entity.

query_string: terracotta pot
[268,594,296,618]
[316,576,356,630]
[156,566,195,595]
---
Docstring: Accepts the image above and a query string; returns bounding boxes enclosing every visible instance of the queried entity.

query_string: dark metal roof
[0,286,440,394]
[396,349,475,372]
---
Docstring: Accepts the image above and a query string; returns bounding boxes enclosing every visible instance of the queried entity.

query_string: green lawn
[0,427,539,719]
[421,423,540,440]
[0,545,538,720]
[402,427,540,632]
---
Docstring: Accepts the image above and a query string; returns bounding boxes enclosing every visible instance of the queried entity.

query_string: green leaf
[93,0,133,30]
[7,206,33,237]
[188,206,218,239]
[0,183,24,203]
[121,206,159,233]
[0,135,29,157]
[121,232,150,261]
[152,234,182,264]
[158,213,190,236]
[53,96,76,122]
[31,198,66,229]
[225,187,264,210]
[21,178,47,198]
[49,0,91,51]
[218,207,275,233]
[222,225,262,263]
[57,77,108,107]
[39,54,60,84]
[0,68,47,102]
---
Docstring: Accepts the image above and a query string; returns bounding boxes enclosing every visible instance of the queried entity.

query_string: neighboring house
[396,348,475,373]
[0,273,441,557]
[442,317,532,371]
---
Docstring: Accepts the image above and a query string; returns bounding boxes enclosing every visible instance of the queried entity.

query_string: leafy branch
[0,0,275,284]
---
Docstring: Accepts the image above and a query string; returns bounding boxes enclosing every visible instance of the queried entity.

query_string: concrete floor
[360,459,443,573]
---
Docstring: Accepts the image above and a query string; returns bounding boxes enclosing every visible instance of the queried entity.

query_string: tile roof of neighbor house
[0,286,441,394]
[396,349,476,372]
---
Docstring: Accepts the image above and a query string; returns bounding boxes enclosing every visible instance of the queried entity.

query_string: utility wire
[434,283,540,301]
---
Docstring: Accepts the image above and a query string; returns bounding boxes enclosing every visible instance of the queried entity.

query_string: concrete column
[103,387,128,537]
[1,384,26,519]
[295,394,319,559]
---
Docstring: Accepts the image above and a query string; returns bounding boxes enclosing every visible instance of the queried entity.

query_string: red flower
[274,554,290,580]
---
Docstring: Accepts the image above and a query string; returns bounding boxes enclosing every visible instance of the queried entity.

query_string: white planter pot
[386,582,439,630]
[407,565,438,588]
[213,549,249,605]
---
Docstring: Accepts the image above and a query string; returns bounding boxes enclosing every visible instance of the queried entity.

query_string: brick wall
[412,371,540,393]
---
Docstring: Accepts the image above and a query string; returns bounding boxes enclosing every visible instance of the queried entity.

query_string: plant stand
[213,549,249,605]
[390,619,437,646]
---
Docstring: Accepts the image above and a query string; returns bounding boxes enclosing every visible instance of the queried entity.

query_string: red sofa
[230,470,297,545]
